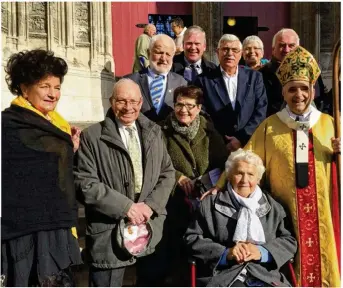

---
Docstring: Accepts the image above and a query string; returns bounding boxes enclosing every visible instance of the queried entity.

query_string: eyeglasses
[174,103,198,111]
[244,47,262,52]
[115,99,141,107]
[219,47,241,54]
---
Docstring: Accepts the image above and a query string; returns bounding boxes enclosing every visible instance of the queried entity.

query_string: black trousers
[89,239,169,287]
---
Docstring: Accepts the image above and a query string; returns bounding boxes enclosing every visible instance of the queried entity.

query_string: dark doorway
[223,16,259,65]
[223,16,258,42]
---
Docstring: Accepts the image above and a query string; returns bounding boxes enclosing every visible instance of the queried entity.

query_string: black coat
[171,52,217,84]
[2,105,77,240]
[259,57,331,116]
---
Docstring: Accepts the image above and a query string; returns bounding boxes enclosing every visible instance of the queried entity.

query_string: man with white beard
[126,34,187,123]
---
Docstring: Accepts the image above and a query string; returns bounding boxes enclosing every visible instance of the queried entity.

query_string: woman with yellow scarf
[2,49,82,286]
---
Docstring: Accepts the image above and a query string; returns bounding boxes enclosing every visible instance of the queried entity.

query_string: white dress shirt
[175,27,187,50]
[220,66,238,109]
[115,118,142,153]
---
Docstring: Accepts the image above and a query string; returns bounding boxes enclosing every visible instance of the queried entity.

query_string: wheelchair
[188,256,297,287]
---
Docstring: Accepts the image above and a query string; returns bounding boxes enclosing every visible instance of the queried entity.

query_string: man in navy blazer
[195,34,267,152]
[125,34,187,123]
[171,25,217,84]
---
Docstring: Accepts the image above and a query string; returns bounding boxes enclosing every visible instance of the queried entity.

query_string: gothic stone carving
[1,2,8,33]
[28,2,47,36]
[50,2,59,43]
[75,2,90,44]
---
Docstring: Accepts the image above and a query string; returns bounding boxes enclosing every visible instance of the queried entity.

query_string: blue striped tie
[150,75,164,111]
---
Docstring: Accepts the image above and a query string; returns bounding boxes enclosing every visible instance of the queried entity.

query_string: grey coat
[74,109,175,269]
[184,190,297,287]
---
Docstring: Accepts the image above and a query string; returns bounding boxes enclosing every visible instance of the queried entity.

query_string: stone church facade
[1,2,115,123]
[1,2,340,123]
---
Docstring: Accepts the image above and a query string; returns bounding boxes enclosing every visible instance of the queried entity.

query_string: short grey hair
[272,28,300,48]
[225,149,265,181]
[149,34,176,53]
[144,24,155,33]
[243,35,264,52]
[217,34,242,50]
[110,78,142,102]
[183,25,206,45]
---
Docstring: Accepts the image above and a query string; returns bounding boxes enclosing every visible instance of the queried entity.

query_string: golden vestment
[245,112,340,287]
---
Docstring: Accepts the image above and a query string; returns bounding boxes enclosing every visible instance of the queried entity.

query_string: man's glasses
[244,47,262,52]
[219,47,241,54]
[174,102,198,111]
[115,99,141,107]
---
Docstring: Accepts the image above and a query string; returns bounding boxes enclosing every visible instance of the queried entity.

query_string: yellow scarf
[11,96,71,135]
[11,96,78,239]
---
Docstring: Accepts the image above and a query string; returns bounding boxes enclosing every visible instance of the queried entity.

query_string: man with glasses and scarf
[195,34,267,153]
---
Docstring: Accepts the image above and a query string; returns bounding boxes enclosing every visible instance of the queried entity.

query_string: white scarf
[228,184,266,244]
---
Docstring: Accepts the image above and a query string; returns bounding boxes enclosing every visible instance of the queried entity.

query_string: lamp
[227,18,236,27]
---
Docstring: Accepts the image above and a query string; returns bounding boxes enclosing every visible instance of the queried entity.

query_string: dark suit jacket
[194,66,268,146]
[124,69,187,123]
[259,57,331,116]
[171,52,217,84]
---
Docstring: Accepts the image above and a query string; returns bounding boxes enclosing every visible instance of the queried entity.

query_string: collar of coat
[100,108,161,152]
[214,189,271,219]
[4,104,73,146]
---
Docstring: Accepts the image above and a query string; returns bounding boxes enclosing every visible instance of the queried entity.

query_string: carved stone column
[103,2,114,73]
[17,2,28,51]
[193,2,223,64]
[90,2,98,71]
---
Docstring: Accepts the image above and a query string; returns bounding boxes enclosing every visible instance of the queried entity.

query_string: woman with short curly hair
[1,49,82,286]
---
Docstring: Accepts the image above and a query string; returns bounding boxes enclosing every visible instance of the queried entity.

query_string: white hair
[217,34,242,50]
[183,25,206,45]
[149,34,176,53]
[272,28,300,48]
[110,78,141,101]
[144,24,156,33]
[225,149,265,181]
[243,35,264,52]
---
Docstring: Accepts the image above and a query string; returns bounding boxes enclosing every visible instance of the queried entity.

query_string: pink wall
[223,2,290,59]
[111,2,192,77]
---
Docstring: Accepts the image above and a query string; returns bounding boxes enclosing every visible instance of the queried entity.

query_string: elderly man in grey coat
[185,149,297,287]
[74,78,175,287]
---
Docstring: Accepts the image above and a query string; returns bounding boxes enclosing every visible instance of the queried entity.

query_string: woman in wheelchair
[184,149,297,287]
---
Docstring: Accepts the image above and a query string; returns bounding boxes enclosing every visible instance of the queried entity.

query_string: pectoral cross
[299,143,306,150]
[299,124,307,130]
